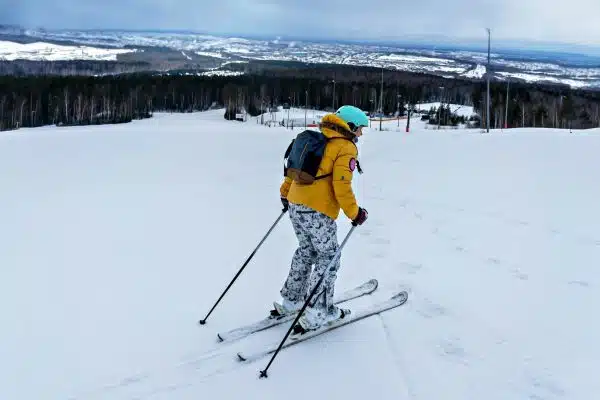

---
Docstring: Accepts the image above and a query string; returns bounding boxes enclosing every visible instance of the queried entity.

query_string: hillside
[1,111,599,399]
[2,28,600,89]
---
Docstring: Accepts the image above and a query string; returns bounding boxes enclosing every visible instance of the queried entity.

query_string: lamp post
[406,101,411,133]
[486,28,491,133]
[438,86,444,130]
[332,79,336,110]
[504,79,509,129]
[379,67,384,131]
[397,94,401,127]
[305,90,308,128]
[287,97,291,129]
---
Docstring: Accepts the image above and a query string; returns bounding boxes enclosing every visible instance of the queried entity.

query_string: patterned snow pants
[280,203,340,314]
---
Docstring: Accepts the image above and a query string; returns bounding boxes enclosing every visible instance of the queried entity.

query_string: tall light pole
[305,90,308,128]
[406,101,411,133]
[486,28,491,133]
[397,94,401,127]
[379,66,384,131]
[332,79,336,110]
[504,79,510,129]
[287,96,291,129]
[260,96,264,125]
[438,86,444,130]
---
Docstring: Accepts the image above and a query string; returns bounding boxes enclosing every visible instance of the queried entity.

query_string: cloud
[3,0,600,47]
[0,0,24,25]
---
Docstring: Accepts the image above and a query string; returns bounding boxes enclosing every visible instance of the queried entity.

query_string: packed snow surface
[1,110,599,399]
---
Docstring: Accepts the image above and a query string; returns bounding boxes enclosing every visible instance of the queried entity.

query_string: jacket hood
[318,113,355,140]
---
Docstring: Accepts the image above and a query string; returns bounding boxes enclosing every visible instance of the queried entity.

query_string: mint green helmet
[335,105,369,132]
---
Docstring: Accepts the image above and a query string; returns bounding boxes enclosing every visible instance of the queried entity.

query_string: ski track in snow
[405,196,600,249]
[67,345,240,399]
[402,199,598,290]
[1,109,599,399]
[378,312,417,399]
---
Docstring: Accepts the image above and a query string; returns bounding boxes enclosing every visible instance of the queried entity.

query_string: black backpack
[283,130,331,185]
[283,129,362,184]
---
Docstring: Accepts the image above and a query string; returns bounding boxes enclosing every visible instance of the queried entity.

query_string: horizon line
[5,23,600,57]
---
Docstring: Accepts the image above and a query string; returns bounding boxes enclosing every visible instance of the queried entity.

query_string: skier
[273,105,369,332]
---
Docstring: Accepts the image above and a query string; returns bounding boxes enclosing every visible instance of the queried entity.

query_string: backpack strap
[283,133,362,181]
[314,135,333,180]
[327,136,364,175]
[283,139,295,176]
[314,172,332,180]
[314,137,363,179]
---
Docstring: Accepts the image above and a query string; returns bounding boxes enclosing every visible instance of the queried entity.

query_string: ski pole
[259,224,357,378]
[199,209,288,325]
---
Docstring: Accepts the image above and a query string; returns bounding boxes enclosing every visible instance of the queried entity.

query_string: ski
[236,290,408,363]
[215,279,378,343]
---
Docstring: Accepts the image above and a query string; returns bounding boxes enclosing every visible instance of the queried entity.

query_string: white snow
[463,64,486,78]
[12,29,600,88]
[414,102,477,117]
[378,54,456,64]
[496,71,588,88]
[199,70,245,77]
[7,29,600,88]
[195,50,226,59]
[0,40,137,61]
[1,110,599,399]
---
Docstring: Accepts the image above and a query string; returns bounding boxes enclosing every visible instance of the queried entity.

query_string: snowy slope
[1,111,599,400]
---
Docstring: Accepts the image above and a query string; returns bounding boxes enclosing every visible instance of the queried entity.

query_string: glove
[352,207,368,226]
[281,197,289,212]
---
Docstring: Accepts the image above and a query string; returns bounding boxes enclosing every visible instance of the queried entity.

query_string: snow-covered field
[413,102,477,117]
[4,29,600,88]
[1,110,599,400]
[0,40,137,61]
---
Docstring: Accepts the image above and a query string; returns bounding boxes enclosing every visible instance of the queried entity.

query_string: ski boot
[270,298,303,319]
[293,305,351,335]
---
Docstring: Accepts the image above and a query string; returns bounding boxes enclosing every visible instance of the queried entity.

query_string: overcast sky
[3,0,600,47]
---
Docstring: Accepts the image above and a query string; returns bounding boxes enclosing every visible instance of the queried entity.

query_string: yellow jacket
[280,113,360,221]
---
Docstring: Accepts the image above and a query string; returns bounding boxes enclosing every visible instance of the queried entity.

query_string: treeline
[1,64,600,132]
[0,60,152,76]
[0,75,153,130]
[421,105,470,127]
[230,60,600,129]
[472,81,600,130]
